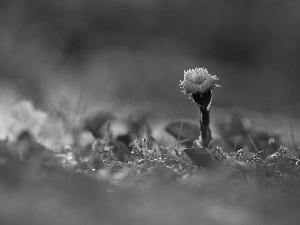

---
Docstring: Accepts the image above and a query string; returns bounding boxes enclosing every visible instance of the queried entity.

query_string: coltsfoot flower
[179,67,220,94]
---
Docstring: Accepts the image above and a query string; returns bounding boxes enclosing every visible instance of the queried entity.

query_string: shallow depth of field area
[1,1,300,225]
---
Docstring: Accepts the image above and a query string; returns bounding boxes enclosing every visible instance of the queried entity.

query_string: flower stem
[199,106,211,148]
[192,90,212,148]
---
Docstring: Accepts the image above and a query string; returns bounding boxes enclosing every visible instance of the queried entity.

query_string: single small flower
[179,67,220,94]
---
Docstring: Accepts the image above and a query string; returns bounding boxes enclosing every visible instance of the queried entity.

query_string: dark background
[0,0,300,118]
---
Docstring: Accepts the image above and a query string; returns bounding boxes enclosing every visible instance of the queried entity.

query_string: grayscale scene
[0,1,300,224]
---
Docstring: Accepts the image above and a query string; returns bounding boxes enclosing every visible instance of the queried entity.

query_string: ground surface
[0,99,300,225]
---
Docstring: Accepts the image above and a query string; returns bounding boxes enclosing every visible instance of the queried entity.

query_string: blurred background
[0,0,300,119]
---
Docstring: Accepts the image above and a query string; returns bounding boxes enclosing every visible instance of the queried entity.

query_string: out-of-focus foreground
[0,102,299,225]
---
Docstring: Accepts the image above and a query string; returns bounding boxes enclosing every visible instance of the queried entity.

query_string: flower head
[179,67,220,94]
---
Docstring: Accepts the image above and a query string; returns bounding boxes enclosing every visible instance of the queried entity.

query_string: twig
[247,134,259,153]
[215,147,227,161]
[177,119,184,151]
